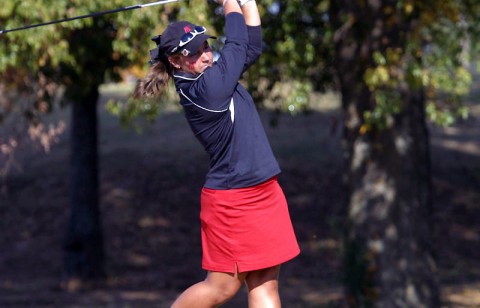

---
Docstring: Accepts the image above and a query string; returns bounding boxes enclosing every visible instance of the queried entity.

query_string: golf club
[0,0,181,35]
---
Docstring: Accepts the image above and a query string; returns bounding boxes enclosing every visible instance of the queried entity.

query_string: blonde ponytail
[133,61,172,99]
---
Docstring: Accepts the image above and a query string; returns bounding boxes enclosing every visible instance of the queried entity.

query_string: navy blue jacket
[173,13,280,189]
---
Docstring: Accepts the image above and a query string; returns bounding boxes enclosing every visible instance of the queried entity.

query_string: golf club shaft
[0,0,180,35]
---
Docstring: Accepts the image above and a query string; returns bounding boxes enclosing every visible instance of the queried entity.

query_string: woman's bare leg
[245,265,281,308]
[171,270,247,308]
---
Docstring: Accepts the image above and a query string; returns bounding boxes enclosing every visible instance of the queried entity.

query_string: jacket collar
[173,70,204,81]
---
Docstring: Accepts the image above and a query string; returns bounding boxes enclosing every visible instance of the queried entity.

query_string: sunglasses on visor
[170,26,207,56]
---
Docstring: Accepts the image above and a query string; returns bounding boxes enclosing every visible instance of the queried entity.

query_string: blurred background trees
[0,0,187,289]
[1,0,479,304]
[327,1,478,306]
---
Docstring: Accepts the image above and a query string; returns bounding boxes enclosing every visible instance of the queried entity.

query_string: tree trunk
[63,88,105,285]
[342,91,439,307]
[330,1,440,306]
[61,23,115,289]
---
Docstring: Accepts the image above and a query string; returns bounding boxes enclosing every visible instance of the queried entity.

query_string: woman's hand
[215,0,242,13]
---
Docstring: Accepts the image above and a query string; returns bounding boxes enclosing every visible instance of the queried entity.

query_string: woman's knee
[205,271,246,304]
[245,265,281,291]
[213,284,241,303]
[246,268,281,308]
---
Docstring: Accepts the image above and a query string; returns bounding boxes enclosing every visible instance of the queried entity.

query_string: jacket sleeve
[187,13,249,111]
[243,25,263,71]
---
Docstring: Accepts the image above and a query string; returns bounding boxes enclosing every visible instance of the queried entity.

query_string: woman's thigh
[205,270,248,297]
[245,265,281,291]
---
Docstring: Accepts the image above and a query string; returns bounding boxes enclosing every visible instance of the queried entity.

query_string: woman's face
[169,42,213,75]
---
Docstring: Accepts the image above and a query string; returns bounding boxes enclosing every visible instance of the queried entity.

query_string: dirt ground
[0,87,479,307]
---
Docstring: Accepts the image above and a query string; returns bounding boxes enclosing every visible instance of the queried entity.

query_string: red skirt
[200,176,300,273]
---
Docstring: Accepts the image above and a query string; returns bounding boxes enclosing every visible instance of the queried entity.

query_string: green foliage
[2,2,110,70]
[104,83,179,131]
[358,0,479,131]
[106,97,161,132]
[1,0,479,128]
[362,48,404,131]
[266,80,312,116]
[418,1,478,126]
[205,0,333,113]
[258,1,333,95]
[0,0,187,120]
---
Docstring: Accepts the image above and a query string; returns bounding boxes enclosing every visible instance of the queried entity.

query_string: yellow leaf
[404,3,414,15]
[359,124,369,135]
[377,66,390,83]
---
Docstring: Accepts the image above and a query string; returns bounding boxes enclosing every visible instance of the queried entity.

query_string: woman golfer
[134,0,299,306]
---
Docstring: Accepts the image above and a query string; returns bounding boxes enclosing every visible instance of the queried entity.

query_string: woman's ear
[168,55,181,70]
